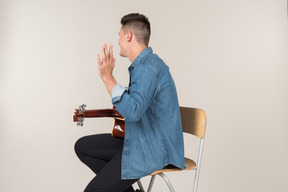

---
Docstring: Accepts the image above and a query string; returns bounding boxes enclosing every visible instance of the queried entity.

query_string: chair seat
[150,158,196,176]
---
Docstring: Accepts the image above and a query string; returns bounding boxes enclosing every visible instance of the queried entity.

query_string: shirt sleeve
[112,83,128,103]
[112,64,159,122]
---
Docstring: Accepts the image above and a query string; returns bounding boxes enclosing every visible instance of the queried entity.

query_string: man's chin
[119,53,127,57]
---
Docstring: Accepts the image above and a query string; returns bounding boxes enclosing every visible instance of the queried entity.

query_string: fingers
[97,54,102,65]
[98,43,114,64]
[104,44,108,56]
[103,44,113,59]
[101,45,106,63]
[109,44,113,58]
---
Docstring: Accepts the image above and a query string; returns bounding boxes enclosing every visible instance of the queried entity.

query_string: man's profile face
[118,26,127,57]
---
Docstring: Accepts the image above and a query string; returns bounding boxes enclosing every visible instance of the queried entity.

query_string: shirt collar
[129,47,153,70]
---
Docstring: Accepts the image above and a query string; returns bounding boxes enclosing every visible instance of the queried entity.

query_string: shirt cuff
[112,84,128,103]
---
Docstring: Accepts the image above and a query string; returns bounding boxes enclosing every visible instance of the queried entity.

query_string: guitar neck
[73,105,125,138]
[83,109,124,119]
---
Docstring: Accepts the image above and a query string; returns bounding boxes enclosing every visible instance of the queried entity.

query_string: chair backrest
[180,107,206,138]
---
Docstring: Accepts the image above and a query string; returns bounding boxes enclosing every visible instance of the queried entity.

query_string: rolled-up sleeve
[112,83,128,103]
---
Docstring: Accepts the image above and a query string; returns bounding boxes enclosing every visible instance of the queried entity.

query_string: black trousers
[74,134,138,192]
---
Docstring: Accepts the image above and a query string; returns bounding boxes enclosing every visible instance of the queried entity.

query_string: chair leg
[147,175,156,192]
[137,180,145,192]
[193,138,205,192]
[158,173,175,192]
[193,169,200,192]
[139,173,175,192]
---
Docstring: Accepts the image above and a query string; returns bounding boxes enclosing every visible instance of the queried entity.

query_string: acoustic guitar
[73,104,125,138]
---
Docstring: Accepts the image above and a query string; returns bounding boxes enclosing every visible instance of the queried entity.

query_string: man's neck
[128,44,148,62]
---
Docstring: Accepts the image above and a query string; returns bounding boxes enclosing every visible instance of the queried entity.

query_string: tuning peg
[77,121,83,126]
[76,117,84,126]
[79,104,87,113]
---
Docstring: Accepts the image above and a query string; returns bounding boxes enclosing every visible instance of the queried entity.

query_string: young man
[75,13,185,192]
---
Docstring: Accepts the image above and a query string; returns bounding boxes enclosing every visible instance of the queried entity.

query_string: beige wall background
[1,0,287,191]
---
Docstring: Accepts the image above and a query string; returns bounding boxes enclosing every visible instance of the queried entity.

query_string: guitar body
[112,118,125,138]
[73,104,125,138]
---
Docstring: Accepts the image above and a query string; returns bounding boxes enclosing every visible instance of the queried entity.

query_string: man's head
[120,13,151,47]
[118,13,151,60]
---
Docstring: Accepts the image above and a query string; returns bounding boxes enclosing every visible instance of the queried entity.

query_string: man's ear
[126,30,132,42]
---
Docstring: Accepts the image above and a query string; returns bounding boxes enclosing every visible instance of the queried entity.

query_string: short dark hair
[121,13,151,46]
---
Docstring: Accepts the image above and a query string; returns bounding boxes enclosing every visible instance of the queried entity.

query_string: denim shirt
[112,47,185,179]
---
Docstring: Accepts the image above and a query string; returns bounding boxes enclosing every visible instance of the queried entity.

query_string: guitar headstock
[73,104,87,126]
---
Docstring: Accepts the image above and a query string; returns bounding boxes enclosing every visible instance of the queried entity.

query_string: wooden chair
[137,107,207,192]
